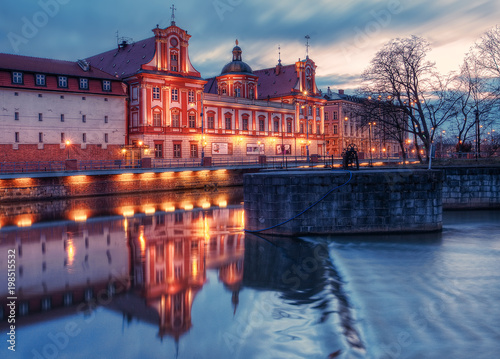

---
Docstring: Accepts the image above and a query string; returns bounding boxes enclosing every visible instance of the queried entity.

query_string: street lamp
[303,90,310,164]
[65,140,71,159]
[441,130,445,158]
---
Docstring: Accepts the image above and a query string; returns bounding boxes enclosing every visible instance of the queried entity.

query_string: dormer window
[36,74,46,86]
[12,72,23,84]
[79,78,89,90]
[58,76,68,88]
[102,80,111,91]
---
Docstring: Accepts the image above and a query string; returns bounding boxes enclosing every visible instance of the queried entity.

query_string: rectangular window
[333,111,338,120]
[82,115,86,123]
[287,121,292,133]
[102,80,111,91]
[207,115,215,129]
[15,112,19,121]
[333,124,338,135]
[171,89,178,101]
[242,118,248,131]
[316,107,320,116]
[38,113,43,121]
[104,133,108,143]
[82,133,86,143]
[155,144,163,158]
[259,119,265,132]
[188,90,194,103]
[249,88,254,99]
[316,124,320,134]
[274,120,280,132]
[61,133,65,143]
[61,114,64,122]
[15,132,20,143]
[36,74,46,86]
[308,107,312,116]
[153,87,160,100]
[58,76,67,88]
[12,72,23,84]
[39,132,43,143]
[190,144,198,158]
[325,112,329,120]
[235,88,241,98]
[225,116,232,130]
[172,114,179,127]
[79,78,88,89]
[173,143,181,158]
[104,115,108,123]
[189,114,196,128]
[300,124,304,134]
[153,113,161,126]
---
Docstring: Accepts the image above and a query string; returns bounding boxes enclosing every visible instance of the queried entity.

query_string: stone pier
[244,169,443,235]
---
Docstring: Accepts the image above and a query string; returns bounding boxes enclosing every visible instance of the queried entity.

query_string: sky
[1,0,499,93]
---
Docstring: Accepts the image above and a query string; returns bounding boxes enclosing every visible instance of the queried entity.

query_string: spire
[278,44,282,65]
[170,4,177,25]
[305,35,310,59]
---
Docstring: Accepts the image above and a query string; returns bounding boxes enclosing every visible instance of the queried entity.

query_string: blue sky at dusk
[0,0,498,93]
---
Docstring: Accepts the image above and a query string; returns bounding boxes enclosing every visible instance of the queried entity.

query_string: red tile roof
[86,37,156,79]
[0,53,117,80]
[254,64,299,99]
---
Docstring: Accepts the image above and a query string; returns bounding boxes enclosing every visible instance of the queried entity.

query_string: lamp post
[368,121,376,166]
[440,130,445,158]
[303,91,310,164]
[190,92,205,166]
[65,140,70,159]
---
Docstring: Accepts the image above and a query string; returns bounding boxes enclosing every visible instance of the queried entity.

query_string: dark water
[1,191,499,359]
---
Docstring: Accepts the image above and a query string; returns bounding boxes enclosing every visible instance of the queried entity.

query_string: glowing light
[204,216,210,243]
[74,212,88,222]
[65,140,70,145]
[201,202,211,209]
[17,215,33,227]
[122,209,134,217]
[123,218,128,231]
[218,200,227,208]
[144,207,156,215]
[138,141,143,146]
[164,204,176,212]
[184,203,194,211]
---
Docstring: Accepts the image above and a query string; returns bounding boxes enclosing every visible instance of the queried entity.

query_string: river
[1,190,499,359]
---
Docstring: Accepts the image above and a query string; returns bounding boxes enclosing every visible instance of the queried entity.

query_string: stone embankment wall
[440,167,500,209]
[0,168,256,202]
[244,169,443,236]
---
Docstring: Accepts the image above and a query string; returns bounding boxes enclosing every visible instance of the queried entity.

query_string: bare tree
[451,53,498,156]
[475,25,500,80]
[359,36,459,162]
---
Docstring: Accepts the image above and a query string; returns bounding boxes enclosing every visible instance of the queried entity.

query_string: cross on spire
[305,35,310,59]
[170,4,177,25]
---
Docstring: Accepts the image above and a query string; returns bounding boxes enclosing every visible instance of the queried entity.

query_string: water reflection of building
[127,207,244,340]
[0,220,130,324]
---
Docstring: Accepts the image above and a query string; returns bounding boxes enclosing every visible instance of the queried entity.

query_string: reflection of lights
[204,216,210,243]
[184,203,194,211]
[192,257,198,277]
[218,200,227,208]
[181,171,193,176]
[241,210,245,229]
[17,215,33,227]
[66,239,75,266]
[139,233,146,254]
[123,218,128,232]
[144,207,156,215]
[69,175,87,183]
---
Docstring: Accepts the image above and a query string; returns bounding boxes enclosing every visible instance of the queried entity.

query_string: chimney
[338,89,344,95]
